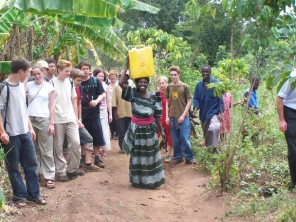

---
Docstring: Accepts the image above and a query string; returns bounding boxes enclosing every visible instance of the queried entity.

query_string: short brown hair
[169,66,180,74]
[77,61,91,70]
[58,59,72,71]
[70,68,85,79]
[11,57,30,73]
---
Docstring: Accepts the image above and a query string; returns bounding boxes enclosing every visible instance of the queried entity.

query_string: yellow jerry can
[128,46,154,79]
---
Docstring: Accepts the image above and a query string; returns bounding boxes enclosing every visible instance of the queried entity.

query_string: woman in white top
[108,70,118,139]
[93,69,112,159]
[27,63,56,188]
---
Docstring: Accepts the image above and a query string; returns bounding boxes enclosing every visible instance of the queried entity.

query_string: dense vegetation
[1,0,296,221]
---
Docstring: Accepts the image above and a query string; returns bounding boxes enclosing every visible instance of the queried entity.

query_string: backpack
[0,81,9,130]
[80,77,99,100]
[92,76,98,87]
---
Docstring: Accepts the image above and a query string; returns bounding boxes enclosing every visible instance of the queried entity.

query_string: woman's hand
[108,115,113,123]
[160,128,166,140]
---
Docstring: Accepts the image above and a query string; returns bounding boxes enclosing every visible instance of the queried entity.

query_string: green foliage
[119,0,186,34]
[194,53,208,70]
[226,191,296,221]
[214,45,230,65]
[262,14,296,92]
[0,0,160,62]
[206,58,248,97]
[176,2,241,65]
[192,79,292,220]
[0,61,10,74]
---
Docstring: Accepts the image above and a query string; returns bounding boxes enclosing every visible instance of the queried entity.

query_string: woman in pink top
[220,92,243,140]
[93,69,112,159]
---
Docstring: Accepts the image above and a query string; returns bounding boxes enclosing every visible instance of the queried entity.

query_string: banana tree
[0,0,159,73]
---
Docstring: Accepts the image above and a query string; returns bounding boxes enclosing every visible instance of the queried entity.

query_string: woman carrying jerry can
[119,50,166,189]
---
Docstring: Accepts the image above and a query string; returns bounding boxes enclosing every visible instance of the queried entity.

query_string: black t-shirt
[80,77,105,120]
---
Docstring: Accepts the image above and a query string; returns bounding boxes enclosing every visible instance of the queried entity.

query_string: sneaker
[94,157,105,168]
[165,156,171,163]
[185,159,197,164]
[171,159,184,165]
[58,175,70,182]
[84,164,101,172]
[67,169,85,179]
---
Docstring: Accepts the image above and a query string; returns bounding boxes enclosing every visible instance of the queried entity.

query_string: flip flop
[31,196,47,205]
[46,180,56,189]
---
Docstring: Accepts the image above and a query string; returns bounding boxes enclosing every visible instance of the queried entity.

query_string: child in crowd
[27,63,56,188]
[93,69,112,159]
[78,61,106,168]
[53,60,83,181]
[157,76,173,163]
[109,70,119,139]
[0,58,47,206]
[70,68,100,172]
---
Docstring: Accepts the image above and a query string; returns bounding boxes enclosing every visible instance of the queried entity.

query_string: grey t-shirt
[0,82,29,136]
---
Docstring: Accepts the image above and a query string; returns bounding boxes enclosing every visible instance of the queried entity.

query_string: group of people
[1,56,296,208]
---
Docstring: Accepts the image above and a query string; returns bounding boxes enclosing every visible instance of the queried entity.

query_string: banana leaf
[0,8,18,33]
[69,24,127,62]
[0,32,9,44]
[59,15,115,28]
[130,0,160,14]
[7,0,119,18]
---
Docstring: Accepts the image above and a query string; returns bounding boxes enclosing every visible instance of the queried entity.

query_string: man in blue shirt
[193,65,224,153]
[244,78,260,114]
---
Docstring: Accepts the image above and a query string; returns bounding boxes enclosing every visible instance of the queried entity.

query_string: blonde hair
[70,68,85,79]
[109,69,118,77]
[57,59,72,71]
[158,76,168,84]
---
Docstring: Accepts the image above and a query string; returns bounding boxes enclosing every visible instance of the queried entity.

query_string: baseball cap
[36,60,49,69]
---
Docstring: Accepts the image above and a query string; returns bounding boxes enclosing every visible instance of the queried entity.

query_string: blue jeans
[3,132,40,201]
[169,117,194,161]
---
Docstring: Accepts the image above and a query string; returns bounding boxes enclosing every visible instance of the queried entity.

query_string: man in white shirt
[0,58,47,207]
[277,73,296,190]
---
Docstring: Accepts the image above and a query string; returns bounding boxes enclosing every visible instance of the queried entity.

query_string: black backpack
[0,81,9,130]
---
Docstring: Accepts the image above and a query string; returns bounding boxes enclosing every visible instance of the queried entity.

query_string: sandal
[32,196,47,205]
[165,156,171,163]
[13,199,29,208]
[46,180,56,189]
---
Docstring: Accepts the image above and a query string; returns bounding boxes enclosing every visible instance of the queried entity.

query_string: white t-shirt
[27,81,55,118]
[278,78,296,110]
[53,78,77,124]
[0,82,29,136]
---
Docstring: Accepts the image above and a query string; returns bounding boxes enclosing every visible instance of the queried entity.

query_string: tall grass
[191,79,296,221]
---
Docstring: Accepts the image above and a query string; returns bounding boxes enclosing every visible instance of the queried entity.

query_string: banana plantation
[1,0,296,221]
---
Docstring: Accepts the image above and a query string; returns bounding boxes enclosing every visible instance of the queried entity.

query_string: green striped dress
[122,85,165,189]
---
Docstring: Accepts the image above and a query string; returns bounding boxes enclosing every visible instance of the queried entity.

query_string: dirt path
[11,140,231,222]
